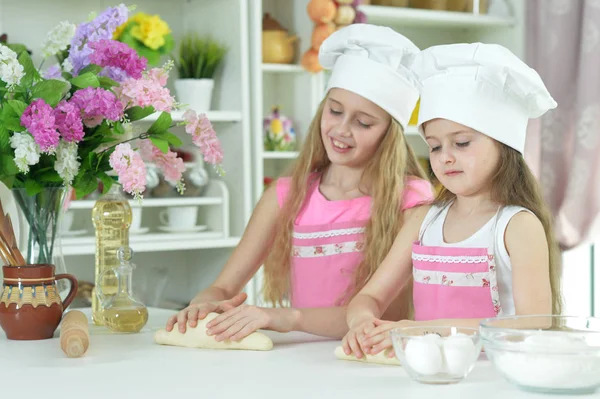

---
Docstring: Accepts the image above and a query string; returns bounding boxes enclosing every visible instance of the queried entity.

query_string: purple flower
[54,100,84,142]
[89,39,147,80]
[69,87,124,128]
[20,99,60,152]
[43,64,63,80]
[67,4,129,75]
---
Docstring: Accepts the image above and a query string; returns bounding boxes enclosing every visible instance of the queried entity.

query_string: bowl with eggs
[480,315,600,395]
[390,326,482,384]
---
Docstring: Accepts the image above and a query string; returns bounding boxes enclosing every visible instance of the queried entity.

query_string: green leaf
[98,172,114,194]
[24,178,43,196]
[7,44,29,55]
[0,103,25,132]
[7,100,27,117]
[61,72,73,81]
[150,137,169,153]
[119,31,161,66]
[0,125,10,151]
[160,33,175,54]
[17,51,39,88]
[73,171,98,199]
[113,122,125,135]
[98,76,119,89]
[78,64,103,75]
[152,131,182,148]
[0,154,18,177]
[36,171,63,183]
[30,79,70,107]
[148,112,172,135]
[70,72,100,89]
[125,106,155,122]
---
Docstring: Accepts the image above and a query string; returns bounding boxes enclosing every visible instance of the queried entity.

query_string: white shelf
[61,234,241,255]
[141,110,242,123]
[359,5,515,28]
[262,63,305,73]
[262,151,299,159]
[69,196,223,209]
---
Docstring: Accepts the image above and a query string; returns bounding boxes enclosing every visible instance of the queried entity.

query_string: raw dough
[154,312,273,351]
[334,346,401,366]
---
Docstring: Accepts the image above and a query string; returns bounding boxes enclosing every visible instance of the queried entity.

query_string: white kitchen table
[0,307,588,398]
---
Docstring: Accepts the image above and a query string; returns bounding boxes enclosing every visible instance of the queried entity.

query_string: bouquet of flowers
[0,3,223,201]
[113,11,174,66]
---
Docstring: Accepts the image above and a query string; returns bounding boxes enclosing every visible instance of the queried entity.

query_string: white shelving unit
[0,0,253,309]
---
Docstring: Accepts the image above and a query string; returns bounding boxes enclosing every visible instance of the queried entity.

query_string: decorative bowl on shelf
[391,326,482,384]
[480,315,600,395]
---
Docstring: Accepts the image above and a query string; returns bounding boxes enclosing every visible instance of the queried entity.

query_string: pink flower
[138,139,185,184]
[116,68,175,113]
[182,110,224,168]
[109,143,146,197]
[70,87,124,127]
[89,39,147,80]
[54,100,84,142]
[20,99,59,152]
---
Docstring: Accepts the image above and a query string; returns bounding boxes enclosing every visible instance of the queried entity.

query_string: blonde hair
[434,144,563,314]
[262,98,428,307]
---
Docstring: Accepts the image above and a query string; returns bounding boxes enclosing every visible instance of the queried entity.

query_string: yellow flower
[130,14,171,50]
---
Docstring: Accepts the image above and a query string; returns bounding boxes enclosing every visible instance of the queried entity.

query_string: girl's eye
[358,120,372,129]
[330,108,342,115]
[456,142,470,148]
[430,146,441,152]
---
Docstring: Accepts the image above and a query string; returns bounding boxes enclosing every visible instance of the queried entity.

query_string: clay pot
[262,30,298,64]
[0,264,78,340]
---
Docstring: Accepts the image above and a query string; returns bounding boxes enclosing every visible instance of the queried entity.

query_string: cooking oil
[103,306,149,333]
[100,246,148,333]
[91,184,132,325]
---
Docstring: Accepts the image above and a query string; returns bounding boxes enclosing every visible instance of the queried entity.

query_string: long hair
[434,144,563,314]
[262,98,427,307]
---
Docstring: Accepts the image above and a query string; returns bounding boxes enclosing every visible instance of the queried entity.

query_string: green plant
[174,33,228,79]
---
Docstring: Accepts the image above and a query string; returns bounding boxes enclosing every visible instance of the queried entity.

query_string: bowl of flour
[480,315,600,395]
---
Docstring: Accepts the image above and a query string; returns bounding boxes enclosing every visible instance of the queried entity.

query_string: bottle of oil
[91,184,132,325]
[99,246,148,333]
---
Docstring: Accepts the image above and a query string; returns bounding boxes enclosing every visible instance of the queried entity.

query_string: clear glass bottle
[99,247,148,333]
[91,184,132,325]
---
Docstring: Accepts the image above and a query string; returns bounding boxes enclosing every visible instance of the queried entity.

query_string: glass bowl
[390,326,482,384]
[480,315,600,395]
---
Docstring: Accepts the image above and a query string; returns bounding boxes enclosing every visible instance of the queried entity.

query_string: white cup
[131,207,142,231]
[159,206,198,230]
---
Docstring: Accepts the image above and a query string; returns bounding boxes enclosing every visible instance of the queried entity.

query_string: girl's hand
[363,319,412,356]
[165,292,248,333]
[205,305,292,342]
[342,317,381,359]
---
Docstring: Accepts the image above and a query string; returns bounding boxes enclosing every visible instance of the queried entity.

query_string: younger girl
[342,43,562,358]
[164,24,434,341]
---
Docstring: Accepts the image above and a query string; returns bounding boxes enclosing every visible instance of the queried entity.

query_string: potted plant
[173,33,228,112]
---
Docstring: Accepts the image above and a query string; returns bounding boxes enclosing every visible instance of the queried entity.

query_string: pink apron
[290,220,366,308]
[412,209,503,321]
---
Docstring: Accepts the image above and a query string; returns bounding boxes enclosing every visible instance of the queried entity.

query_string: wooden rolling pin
[60,310,90,358]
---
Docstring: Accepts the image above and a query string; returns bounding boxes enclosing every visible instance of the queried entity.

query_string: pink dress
[277,175,434,308]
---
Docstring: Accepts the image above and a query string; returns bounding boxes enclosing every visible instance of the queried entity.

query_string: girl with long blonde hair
[164,24,433,340]
[342,43,563,359]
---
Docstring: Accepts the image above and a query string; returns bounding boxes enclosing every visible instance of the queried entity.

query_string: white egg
[405,337,443,376]
[443,335,477,376]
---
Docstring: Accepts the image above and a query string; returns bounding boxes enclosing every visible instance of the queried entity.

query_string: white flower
[41,21,76,59]
[9,132,41,174]
[0,44,25,90]
[62,58,73,73]
[54,140,80,185]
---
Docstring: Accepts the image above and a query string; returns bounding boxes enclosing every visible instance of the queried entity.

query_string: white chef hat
[318,24,421,130]
[413,43,557,154]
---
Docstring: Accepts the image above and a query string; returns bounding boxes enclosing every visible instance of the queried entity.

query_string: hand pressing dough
[154,312,273,351]
[334,346,401,366]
